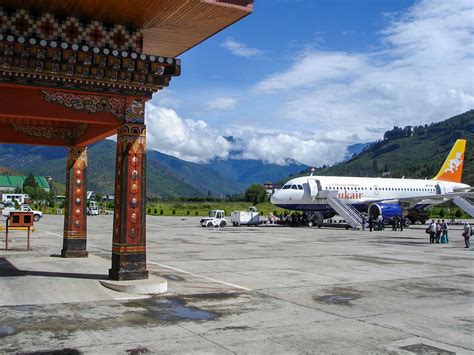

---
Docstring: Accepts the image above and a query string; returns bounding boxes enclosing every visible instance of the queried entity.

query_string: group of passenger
[426,220,473,248]
[282,212,309,227]
[367,214,403,232]
[426,219,449,244]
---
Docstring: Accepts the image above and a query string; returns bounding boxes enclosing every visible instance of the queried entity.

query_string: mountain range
[0,140,307,197]
[1,110,472,197]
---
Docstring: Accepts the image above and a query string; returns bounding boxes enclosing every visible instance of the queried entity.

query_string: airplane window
[297,185,303,190]
[370,187,372,190]
[291,185,298,190]
[282,185,291,190]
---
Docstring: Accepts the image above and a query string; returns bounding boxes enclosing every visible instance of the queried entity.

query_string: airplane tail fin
[433,139,466,183]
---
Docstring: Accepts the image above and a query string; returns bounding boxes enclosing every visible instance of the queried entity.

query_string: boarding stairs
[452,196,474,217]
[319,190,364,229]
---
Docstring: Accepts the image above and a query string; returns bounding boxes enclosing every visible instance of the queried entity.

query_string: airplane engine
[368,203,403,219]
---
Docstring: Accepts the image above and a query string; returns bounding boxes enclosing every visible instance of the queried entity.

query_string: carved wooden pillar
[62,146,88,258]
[109,106,148,280]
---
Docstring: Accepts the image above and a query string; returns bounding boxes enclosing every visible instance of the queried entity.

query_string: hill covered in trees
[318,110,474,185]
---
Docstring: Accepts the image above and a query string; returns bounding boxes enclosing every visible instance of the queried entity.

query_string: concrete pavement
[0,215,472,354]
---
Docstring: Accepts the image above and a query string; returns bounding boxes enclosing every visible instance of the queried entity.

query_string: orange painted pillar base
[109,123,148,280]
[62,146,88,258]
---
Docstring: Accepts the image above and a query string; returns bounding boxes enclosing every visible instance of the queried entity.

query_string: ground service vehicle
[200,210,227,228]
[231,206,260,226]
[2,204,43,221]
[87,201,99,216]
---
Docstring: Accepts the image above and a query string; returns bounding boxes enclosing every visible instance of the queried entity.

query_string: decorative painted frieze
[42,90,125,120]
[0,7,143,53]
[0,34,180,96]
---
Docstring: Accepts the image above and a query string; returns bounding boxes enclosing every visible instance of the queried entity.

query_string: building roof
[0,0,253,58]
[0,175,50,189]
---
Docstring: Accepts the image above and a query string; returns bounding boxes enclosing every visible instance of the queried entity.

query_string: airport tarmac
[0,215,473,354]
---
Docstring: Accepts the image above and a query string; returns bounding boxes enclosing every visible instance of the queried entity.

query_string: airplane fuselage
[270,175,471,213]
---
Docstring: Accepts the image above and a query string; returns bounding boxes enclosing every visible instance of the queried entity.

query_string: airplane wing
[361,191,473,206]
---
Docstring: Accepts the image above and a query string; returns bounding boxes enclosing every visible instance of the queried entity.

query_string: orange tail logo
[433,139,466,183]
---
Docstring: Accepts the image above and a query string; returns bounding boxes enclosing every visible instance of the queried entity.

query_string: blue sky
[145,0,474,166]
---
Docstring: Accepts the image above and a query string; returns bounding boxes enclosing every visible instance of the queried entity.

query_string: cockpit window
[291,185,298,190]
[282,185,291,189]
[297,185,303,190]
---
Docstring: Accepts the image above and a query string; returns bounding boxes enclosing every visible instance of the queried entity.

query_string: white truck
[1,193,30,205]
[200,210,227,228]
[2,203,43,221]
[231,206,261,226]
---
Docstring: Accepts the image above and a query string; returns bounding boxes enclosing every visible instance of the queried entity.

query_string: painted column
[62,146,88,257]
[109,98,148,280]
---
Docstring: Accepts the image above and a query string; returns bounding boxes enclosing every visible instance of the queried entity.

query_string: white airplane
[271,139,473,225]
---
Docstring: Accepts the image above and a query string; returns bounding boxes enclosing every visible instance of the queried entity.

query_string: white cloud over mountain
[146,0,473,167]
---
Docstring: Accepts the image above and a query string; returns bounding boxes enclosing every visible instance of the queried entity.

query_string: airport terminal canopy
[0,0,253,146]
[0,0,253,281]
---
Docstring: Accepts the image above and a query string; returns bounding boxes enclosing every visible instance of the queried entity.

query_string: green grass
[145,201,285,217]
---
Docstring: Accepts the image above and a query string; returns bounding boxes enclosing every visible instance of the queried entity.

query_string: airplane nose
[270,191,280,204]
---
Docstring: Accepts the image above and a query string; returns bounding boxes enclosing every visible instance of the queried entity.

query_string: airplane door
[374,185,379,195]
[308,179,318,198]
[316,180,322,191]
[435,184,443,195]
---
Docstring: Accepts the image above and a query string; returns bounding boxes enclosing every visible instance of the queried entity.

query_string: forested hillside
[319,110,474,185]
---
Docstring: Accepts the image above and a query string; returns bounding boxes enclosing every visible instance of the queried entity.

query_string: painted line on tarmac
[38,229,252,291]
[148,261,252,291]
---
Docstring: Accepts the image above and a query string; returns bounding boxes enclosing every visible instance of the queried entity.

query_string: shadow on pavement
[0,257,107,280]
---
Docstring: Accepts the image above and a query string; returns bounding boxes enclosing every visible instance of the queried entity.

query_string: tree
[454,209,463,218]
[24,172,37,188]
[245,184,268,205]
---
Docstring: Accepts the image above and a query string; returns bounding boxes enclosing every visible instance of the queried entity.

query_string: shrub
[160,209,164,215]
[153,208,157,214]
[195,211,199,215]
[454,209,462,218]
[172,209,176,215]
[439,209,445,218]
[147,208,151,214]
[187,210,190,215]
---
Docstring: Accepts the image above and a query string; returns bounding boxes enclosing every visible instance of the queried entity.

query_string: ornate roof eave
[0,0,253,58]
[0,34,180,97]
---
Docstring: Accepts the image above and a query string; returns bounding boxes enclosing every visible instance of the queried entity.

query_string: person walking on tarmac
[368,215,374,232]
[435,220,442,243]
[428,219,436,244]
[377,214,384,231]
[440,219,449,243]
[463,222,472,248]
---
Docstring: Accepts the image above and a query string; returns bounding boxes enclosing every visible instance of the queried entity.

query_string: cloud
[145,103,231,163]
[145,103,353,167]
[252,0,474,155]
[220,37,263,57]
[205,97,237,110]
[144,0,474,168]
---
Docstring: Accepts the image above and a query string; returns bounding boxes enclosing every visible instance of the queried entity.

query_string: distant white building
[263,182,281,197]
